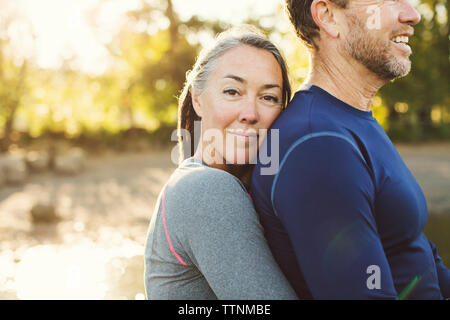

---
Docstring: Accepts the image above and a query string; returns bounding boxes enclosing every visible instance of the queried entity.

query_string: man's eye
[223,89,239,96]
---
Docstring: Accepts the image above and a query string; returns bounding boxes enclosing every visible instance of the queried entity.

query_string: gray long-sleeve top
[144,157,298,300]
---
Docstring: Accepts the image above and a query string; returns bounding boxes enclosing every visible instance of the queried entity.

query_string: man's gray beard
[343,14,411,81]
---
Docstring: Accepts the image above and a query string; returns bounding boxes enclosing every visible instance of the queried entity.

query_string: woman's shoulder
[162,158,252,221]
[163,159,259,233]
[169,158,247,195]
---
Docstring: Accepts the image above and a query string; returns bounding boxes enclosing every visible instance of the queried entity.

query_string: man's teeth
[392,36,409,44]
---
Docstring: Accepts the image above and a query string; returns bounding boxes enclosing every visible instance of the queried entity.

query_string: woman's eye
[223,89,239,96]
[262,95,279,104]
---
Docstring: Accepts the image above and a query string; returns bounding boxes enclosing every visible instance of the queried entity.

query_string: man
[251,0,450,299]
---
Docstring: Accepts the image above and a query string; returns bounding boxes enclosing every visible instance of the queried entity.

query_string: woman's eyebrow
[224,74,246,83]
[224,74,280,89]
[262,84,281,89]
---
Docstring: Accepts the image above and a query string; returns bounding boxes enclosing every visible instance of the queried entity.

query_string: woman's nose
[238,99,259,124]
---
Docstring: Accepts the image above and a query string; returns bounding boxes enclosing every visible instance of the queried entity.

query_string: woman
[144,26,298,300]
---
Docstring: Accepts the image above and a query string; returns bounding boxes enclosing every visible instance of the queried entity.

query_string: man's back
[251,85,449,299]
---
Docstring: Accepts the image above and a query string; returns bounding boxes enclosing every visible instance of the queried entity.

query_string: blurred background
[0,0,448,299]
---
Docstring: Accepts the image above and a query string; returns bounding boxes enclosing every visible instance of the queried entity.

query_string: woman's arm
[166,168,298,300]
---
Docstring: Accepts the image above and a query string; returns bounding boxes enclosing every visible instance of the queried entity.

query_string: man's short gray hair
[286,0,349,49]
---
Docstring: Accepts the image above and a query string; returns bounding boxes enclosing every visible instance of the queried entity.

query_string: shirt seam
[270,132,367,217]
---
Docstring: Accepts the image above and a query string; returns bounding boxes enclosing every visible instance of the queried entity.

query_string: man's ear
[311,0,341,39]
[190,88,203,118]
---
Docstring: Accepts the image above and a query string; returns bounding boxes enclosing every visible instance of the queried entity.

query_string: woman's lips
[226,130,258,143]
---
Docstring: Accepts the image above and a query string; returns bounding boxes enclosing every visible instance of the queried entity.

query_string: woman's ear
[311,0,340,39]
[190,87,203,118]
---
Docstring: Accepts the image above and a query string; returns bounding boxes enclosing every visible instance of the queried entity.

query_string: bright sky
[173,0,280,23]
[1,0,283,75]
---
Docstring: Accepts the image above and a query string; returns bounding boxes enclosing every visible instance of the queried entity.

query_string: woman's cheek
[265,108,282,126]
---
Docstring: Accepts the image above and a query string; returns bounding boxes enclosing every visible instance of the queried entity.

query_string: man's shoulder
[273,89,345,139]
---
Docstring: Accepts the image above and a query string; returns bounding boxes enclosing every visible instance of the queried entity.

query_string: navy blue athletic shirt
[251,85,450,300]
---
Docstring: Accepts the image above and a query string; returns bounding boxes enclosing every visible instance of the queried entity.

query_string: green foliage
[380,0,449,141]
[425,212,450,265]
[0,0,448,147]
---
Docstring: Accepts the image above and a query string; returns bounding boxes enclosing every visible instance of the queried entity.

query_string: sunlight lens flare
[15,244,109,300]
[14,239,143,300]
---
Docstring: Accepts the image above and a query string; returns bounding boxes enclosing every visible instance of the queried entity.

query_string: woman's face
[192,45,283,165]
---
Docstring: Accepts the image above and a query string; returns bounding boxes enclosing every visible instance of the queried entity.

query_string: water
[0,225,146,300]
[0,147,449,299]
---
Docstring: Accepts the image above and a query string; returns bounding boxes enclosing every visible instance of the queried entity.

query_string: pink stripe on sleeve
[162,186,187,266]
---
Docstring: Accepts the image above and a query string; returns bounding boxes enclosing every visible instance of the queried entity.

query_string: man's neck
[304,50,386,112]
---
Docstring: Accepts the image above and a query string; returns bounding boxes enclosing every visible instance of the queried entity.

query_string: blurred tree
[1,0,448,145]
[101,0,202,131]
[0,55,28,151]
[0,13,33,151]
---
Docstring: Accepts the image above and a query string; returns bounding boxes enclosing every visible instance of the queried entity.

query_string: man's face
[340,0,421,80]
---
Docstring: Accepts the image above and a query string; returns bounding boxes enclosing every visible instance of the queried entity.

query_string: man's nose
[399,0,421,25]
[239,98,259,125]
